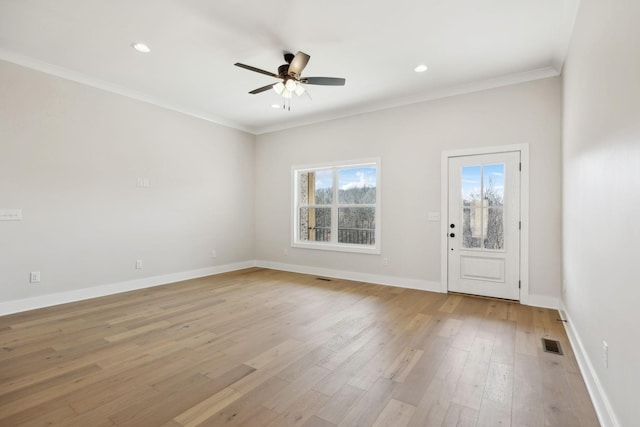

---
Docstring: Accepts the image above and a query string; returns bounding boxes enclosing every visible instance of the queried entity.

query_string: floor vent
[542,338,563,355]
[316,277,332,282]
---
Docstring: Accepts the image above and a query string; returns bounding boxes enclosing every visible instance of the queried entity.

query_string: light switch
[0,209,22,221]
[427,211,440,221]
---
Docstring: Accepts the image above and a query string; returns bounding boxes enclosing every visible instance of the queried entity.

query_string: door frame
[440,143,530,304]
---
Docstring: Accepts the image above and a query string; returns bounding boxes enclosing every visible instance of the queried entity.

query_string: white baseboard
[1,259,560,316]
[255,260,443,293]
[0,261,257,316]
[560,301,619,427]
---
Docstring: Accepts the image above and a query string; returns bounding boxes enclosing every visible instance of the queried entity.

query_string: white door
[447,151,521,300]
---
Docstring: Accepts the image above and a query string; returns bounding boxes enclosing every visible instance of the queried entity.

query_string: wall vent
[542,338,563,355]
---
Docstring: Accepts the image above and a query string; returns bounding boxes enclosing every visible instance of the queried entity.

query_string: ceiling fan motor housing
[278,64,290,78]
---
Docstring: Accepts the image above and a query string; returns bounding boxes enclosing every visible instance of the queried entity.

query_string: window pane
[312,170,333,205]
[299,207,331,242]
[338,167,376,204]
[338,207,375,245]
[299,170,333,205]
[483,164,504,207]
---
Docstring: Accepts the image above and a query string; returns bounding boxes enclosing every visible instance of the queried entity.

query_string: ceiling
[0,0,580,135]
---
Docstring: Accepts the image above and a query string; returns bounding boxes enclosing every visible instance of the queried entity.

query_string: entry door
[448,151,521,300]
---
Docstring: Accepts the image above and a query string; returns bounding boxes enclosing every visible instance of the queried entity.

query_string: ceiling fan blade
[288,51,310,78]
[234,63,279,78]
[301,77,346,86]
[249,83,276,94]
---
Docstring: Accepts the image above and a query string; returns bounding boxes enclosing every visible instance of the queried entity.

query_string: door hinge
[519,162,522,171]
[519,221,521,230]
[519,280,521,289]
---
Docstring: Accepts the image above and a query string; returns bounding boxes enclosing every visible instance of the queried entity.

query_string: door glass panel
[484,164,505,250]
[462,207,481,248]
[461,166,482,249]
[461,163,505,250]
[483,164,504,206]
[486,207,504,250]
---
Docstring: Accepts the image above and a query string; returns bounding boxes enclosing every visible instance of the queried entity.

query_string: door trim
[440,144,530,303]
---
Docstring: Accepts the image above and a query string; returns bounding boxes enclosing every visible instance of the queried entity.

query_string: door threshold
[447,291,520,304]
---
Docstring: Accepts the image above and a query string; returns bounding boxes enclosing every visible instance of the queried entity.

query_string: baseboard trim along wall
[0,261,256,316]
[255,260,445,294]
[1,259,560,316]
[560,301,619,427]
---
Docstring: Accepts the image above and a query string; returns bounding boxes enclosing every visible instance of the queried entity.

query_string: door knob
[450,224,455,228]
[449,233,455,238]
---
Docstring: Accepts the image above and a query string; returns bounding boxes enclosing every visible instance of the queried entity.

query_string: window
[293,159,380,253]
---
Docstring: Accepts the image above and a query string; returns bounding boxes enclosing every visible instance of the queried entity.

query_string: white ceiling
[0,0,580,134]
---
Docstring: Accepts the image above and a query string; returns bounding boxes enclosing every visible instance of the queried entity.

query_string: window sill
[291,241,381,255]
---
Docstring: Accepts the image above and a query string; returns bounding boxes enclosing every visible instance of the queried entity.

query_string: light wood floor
[0,268,599,427]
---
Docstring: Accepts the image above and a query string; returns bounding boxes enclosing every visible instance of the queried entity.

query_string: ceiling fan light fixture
[282,89,293,99]
[285,79,297,91]
[273,82,285,95]
[294,84,305,96]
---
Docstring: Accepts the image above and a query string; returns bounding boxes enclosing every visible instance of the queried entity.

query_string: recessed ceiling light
[131,42,151,53]
[414,64,428,73]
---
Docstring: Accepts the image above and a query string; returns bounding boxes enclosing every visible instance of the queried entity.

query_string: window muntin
[293,160,380,253]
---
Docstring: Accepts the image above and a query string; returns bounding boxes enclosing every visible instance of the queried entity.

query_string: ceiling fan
[234,51,346,100]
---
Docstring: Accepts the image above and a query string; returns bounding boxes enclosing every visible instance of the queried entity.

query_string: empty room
[0,0,638,426]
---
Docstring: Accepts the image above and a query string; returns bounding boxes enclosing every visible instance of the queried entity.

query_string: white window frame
[291,158,381,254]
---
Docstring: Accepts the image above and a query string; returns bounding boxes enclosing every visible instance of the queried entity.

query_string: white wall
[0,60,255,309]
[562,0,640,426]
[255,77,562,302]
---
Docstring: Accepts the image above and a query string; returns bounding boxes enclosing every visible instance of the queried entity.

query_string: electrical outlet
[136,259,143,269]
[211,250,217,258]
[602,341,608,368]
[283,248,289,256]
[382,257,389,266]
[29,271,41,283]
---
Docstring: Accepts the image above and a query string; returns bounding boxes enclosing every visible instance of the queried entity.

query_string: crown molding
[1,48,559,136]
[255,67,560,134]
[0,48,252,134]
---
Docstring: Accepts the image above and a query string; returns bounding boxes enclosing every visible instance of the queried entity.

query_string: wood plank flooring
[0,268,600,426]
